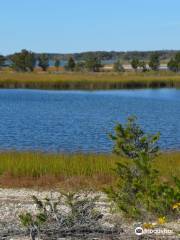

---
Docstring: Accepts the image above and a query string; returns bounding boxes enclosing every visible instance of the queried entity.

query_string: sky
[1,0,180,55]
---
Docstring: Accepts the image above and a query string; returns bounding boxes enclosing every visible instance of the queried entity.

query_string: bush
[105,116,180,220]
[19,191,103,239]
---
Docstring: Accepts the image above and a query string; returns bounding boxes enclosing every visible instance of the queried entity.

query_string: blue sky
[1,0,180,55]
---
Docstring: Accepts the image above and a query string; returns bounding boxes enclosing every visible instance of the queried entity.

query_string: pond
[0,88,179,152]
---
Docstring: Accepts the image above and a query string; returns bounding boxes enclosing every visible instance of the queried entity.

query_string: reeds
[0,152,179,189]
[0,152,116,177]
[0,72,180,90]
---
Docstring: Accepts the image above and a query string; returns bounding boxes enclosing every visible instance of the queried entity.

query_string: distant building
[102,63,168,71]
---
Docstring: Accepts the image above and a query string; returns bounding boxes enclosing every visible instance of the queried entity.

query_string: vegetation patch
[106,116,180,220]
[0,151,179,189]
[0,72,180,90]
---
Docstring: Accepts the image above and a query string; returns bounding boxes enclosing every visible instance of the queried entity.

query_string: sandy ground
[0,188,179,239]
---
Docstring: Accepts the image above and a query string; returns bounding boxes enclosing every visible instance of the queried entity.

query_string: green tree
[11,50,36,72]
[38,54,49,71]
[106,116,180,220]
[174,52,180,63]
[139,61,147,72]
[0,55,5,67]
[85,57,102,72]
[113,60,124,72]
[149,52,160,71]
[131,58,139,71]
[66,57,76,71]
[54,59,60,70]
[11,52,26,71]
[168,52,180,72]
[168,58,178,72]
[25,52,36,71]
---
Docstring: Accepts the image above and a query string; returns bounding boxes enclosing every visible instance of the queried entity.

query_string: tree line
[113,52,180,72]
[1,49,180,72]
[18,50,180,62]
[0,49,103,72]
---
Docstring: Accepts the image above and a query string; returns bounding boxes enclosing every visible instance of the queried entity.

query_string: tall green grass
[0,72,180,90]
[0,152,179,188]
[0,152,118,179]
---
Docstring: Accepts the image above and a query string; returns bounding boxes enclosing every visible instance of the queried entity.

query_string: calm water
[0,88,180,152]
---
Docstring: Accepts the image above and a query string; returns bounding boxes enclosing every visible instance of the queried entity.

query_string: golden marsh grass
[0,72,180,89]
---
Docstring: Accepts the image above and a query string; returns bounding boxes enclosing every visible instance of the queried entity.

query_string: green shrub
[19,211,47,240]
[106,116,180,220]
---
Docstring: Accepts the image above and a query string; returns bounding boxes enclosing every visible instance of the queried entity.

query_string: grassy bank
[1,72,180,90]
[0,152,179,189]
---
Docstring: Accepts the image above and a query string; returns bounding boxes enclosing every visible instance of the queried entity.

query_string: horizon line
[3,49,180,56]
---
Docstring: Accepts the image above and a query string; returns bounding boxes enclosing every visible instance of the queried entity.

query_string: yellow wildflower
[158,216,166,225]
[143,223,154,229]
[172,202,180,210]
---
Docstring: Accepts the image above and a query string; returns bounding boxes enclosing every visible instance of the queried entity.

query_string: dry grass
[0,152,179,190]
[0,72,180,90]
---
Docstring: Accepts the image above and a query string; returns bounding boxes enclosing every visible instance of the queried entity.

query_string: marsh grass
[0,152,179,189]
[0,72,180,90]
[154,151,180,183]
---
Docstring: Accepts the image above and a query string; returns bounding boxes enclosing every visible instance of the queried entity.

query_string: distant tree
[174,52,180,63]
[54,59,60,70]
[66,57,76,71]
[168,59,178,72]
[168,52,180,72]
[25,52,36,71]
[38,54,49,71]
[138,61,147,72]
[0,55,5,67]
[74,61,85,72]
[11,49,36,72]
[85,57,102,72]
[113,60,124,72]
[149,52,160,71]
[131,58,139,71]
